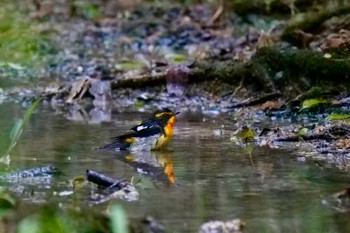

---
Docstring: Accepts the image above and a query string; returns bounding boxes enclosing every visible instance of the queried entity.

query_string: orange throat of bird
[164,116,175,137]
[153,116,176,150]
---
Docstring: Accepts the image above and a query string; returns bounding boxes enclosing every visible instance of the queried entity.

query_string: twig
[111,72,166,88]
[207,0,224,26]
[228,92,282,109]
[274,133,334,142]
[86,169,128,190]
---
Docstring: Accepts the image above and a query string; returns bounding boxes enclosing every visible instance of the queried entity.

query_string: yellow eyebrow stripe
[155,112,165,117]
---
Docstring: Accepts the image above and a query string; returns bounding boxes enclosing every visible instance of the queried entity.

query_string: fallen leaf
[66,76,91,104]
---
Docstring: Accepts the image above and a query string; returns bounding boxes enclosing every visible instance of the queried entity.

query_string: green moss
[187,46,350,98]
[253,47,350,91]
[323,43,350,59]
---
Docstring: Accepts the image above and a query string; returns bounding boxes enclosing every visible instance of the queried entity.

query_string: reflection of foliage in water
[231,123,256,167]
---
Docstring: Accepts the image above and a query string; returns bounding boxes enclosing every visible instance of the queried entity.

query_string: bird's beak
[175,112,180,115]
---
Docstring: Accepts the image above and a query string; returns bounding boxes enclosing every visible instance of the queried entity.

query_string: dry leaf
[66,76,91,103]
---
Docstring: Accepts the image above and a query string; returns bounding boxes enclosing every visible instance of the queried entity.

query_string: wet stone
[199,219,245,233]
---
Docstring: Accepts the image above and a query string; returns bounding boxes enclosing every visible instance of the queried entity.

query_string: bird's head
[153,108,179,127]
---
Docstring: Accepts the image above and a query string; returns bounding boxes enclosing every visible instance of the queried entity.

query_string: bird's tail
[96,140,130,151]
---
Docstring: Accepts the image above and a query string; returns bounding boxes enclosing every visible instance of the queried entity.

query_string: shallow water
[1,102,350,232]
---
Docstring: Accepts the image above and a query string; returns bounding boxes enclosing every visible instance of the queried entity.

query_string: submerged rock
[199,219,245,233]
[322,187,350,212]
[0,165,61,181]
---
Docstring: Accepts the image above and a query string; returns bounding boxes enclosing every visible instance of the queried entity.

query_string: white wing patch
[136,125,149,131]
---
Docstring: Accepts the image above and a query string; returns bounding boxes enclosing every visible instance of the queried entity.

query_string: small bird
[98,108,179,151]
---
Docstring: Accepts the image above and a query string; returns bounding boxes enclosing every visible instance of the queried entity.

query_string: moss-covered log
[253,47,350,92]
[282,5,350,46]
[111,72,166,89]
[229,0,329,16]
[111,46,350,99]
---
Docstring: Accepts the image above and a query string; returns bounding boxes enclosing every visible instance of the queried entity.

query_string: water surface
[1,102,350,232]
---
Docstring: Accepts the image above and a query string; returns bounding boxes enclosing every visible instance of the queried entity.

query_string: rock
[199,219,245,233]
[165,64,190,97]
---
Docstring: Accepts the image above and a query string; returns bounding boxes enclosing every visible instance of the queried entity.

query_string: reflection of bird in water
[98,108,179,151]
[123,151,175,183]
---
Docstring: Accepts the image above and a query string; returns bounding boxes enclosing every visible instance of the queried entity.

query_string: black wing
[113,120,163,140]
[97,121,162,151]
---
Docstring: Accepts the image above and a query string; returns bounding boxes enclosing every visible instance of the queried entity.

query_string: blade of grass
[1,98,42,165]
[110,205,129,233]
[9,119,23,143]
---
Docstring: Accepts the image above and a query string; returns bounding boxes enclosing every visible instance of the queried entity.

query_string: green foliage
[73,1,101,20]
[328,113,350,120]
[7,197,138,233]
[17,216,40,233]
[232,125,256,143]
[16,208,77,233]
[327,113,350,123]
[169,53,186,63]
[0,187,16,218]
[301,98,329,109]
[115,59,147,71]
[110,205,129,233]
[0,1,53,69]
[15,205,110,233]
[296,127,308,136]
